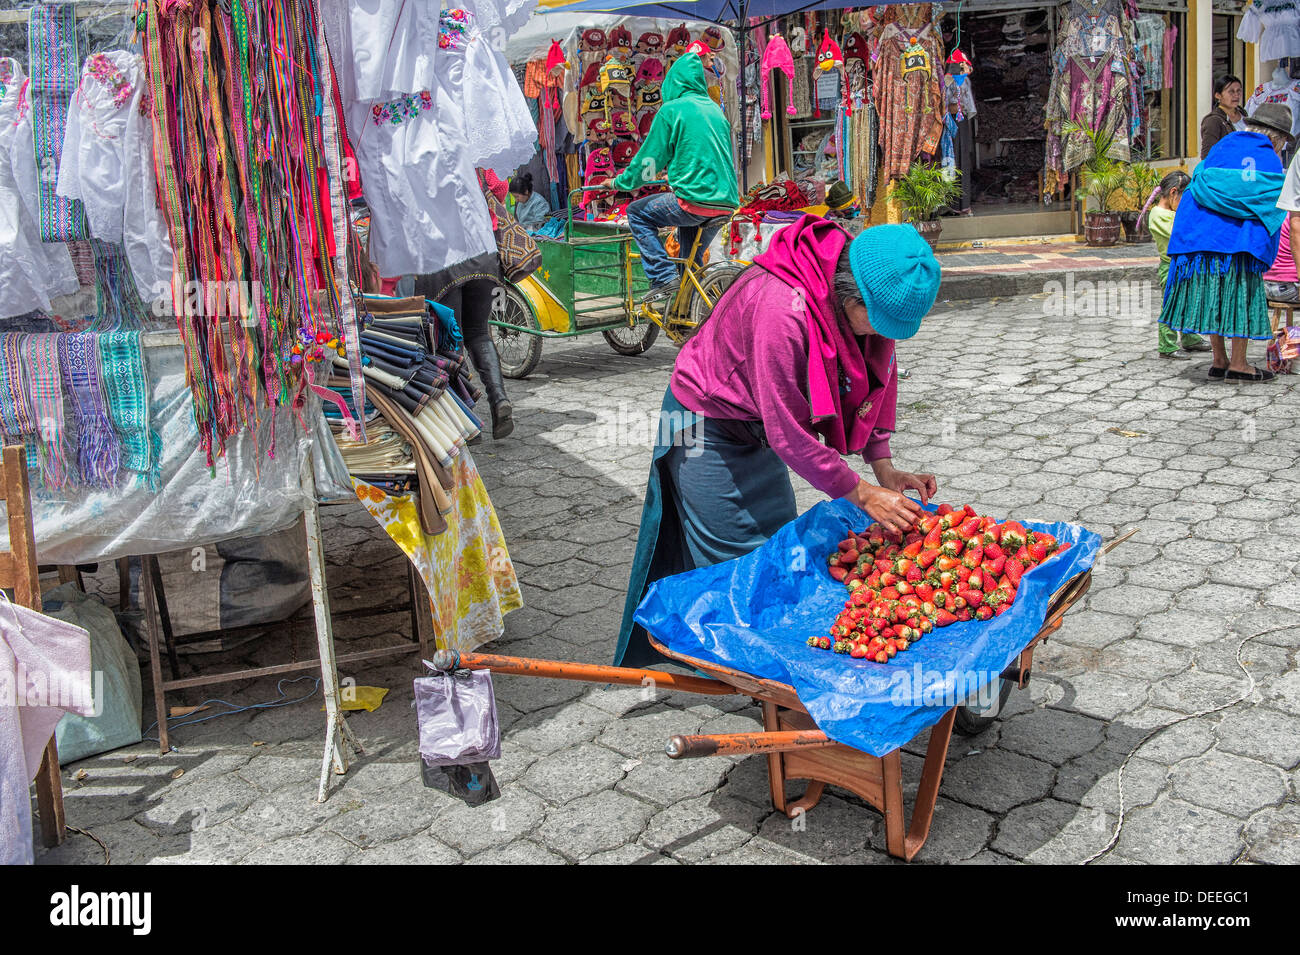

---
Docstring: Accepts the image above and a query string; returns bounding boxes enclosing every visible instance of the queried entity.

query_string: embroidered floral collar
[86,53,133,108]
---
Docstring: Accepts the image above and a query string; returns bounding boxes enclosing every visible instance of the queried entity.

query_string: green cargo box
[538,220,650,328]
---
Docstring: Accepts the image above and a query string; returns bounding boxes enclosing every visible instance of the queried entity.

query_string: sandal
[1208,366,1227,379]
[1224,366,1275,382]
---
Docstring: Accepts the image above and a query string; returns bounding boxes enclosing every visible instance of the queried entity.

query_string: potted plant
[1121,155,1162,243]
[1062,118,1128,246]
[891,162,962,249]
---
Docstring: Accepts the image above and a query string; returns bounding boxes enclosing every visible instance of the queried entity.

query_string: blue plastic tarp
[635,499,1102,756]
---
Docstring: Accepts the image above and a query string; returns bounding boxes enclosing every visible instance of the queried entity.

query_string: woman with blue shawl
[1159,103,1292,383]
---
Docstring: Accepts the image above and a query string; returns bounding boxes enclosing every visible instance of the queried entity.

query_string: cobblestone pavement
[39,291,1300,865]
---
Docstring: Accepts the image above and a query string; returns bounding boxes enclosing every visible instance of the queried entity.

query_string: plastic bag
[635,498,1102,757]
[414,665,500,766]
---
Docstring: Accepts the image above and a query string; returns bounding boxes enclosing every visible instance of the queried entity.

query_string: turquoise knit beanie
[847,225,941,340]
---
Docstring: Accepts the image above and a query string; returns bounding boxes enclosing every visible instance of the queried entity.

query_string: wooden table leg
[141,561,170,753]
[409,562,435,664]
[34,737,66,847]
[903,707,958,861]
[881,749,907,858]
[147,555,181,678]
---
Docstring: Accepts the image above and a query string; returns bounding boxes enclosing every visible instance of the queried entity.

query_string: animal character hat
[636,31,664,55]
[666,23,691,59]
[816,30,843,71]
[607,26,633,59]
[760,35,796,119]
[635,57,664,85]
[704,26,725,49]
[585,146,614,183]
[611,139,639,167]
[599,57,634,94]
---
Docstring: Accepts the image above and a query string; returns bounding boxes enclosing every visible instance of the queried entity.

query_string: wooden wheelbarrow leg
[889,707,957,862]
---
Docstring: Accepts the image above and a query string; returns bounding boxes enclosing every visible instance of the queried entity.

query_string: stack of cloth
[327,295,485,536]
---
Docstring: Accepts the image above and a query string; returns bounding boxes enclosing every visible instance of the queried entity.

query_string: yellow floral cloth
[352,452,522,652]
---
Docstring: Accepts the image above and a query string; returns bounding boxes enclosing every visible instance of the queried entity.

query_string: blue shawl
[1167,132,1285,272]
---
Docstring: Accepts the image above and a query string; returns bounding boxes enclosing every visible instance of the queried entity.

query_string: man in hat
[594,42,739,303]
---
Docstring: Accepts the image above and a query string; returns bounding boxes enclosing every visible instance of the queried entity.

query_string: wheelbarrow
[431,530,1134,861]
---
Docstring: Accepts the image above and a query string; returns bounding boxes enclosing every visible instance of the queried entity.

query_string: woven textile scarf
[59,332,120,489]
[0,334,39,440]
[22,334,72,488]
[28,3,87,242]
[98,331,159,489]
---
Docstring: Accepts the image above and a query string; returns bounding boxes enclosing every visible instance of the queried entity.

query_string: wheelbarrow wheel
[687,261,747,334]
[491,284,543,379]
[954,678,1014,735]
[603,320,659,356]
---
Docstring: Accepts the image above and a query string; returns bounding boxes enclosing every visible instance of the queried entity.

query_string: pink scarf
[752,215,894,455]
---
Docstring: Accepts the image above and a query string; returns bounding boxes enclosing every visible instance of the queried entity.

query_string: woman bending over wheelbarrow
[615,215,943,667]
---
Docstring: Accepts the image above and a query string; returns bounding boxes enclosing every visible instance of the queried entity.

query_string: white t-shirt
[1276,147,1300,211]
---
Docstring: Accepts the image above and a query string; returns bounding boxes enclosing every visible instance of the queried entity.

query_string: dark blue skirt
[614,387,797,668]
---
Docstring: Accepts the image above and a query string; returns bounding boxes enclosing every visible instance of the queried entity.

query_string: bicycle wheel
[687,262,747,334]
[603,320,659,356]
[490,285,544,379]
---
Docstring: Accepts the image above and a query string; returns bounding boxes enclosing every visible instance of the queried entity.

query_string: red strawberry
[937,555,961,572]
[850,644,869,658]
[880,587,900,601]
[902,540,923,558]
[1027,541,1048,563]
[982,555,1006,577]
[841,548,860,565]
[935,503,954,516]
[982,525,1002,546]
[874,650,889,663]
[984,588,1009,609]
[934,609,958,627]
[956,608,973,622]
[957,517,982,539]
[917,514,938,534]
[1004,560,1024,588]
[958,588,984,608]
[957,565,973,584]
[940,538,965,558]
[1056,542,1071,554]
[968,569,984,592]
[1013,546,1030,564]
[906,566,924,583]
[984,542,1004,561]
[975,605,993,621]
[915,582,934,603]
[829,566,847,582]
[932,591,948,610]
[982,573,998,593]
[1001,521,1028,551]
[923,525,943,548]
[896,581,914,596]
[938,570,957,590]
[917,618,933,634]
[837,539,854,553]
[917,548,939,569]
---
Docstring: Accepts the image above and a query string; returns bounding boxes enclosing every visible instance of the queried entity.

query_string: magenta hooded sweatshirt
[670,216,898,499]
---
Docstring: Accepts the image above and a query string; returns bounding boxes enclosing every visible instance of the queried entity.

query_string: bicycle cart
[431,529,1135,862]
[489,186,746,378]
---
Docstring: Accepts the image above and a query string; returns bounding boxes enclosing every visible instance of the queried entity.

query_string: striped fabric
[28,3,87,242]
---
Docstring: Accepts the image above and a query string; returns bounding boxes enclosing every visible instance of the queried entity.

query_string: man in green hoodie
[597,43,740,302]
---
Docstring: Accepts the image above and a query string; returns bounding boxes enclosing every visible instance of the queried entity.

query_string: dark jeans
[626,192,723,288]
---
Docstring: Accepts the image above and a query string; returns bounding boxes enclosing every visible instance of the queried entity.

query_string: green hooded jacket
[611,54,740,211]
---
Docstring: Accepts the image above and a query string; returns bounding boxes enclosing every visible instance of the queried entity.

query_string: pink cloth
[760,35,796,119]
[671,216,898,498]
[1,598,93,865]
[479,168,509,230]
[1267,214,1298,282]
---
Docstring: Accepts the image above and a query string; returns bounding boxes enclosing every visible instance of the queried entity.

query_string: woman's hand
[848,480,924,535]
[871,458,937,505]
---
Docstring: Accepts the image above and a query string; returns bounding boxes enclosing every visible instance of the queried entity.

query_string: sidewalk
[937,238,1158,301]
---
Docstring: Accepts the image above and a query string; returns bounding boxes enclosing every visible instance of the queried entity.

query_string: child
[1143,170,1210,359]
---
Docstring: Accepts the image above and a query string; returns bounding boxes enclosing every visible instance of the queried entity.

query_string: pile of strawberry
[806,503,1069,663]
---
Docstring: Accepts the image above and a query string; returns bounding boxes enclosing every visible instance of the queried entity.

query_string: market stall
[0,0,527,814]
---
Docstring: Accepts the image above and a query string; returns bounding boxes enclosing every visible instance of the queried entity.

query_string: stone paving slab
[36,291,1300,865]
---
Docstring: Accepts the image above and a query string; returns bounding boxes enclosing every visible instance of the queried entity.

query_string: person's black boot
[491,401,514,439]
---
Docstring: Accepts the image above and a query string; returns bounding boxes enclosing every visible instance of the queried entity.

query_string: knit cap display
[760,34,796,119]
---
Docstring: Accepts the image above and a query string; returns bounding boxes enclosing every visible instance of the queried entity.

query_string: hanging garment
[871,22,944,183]
[56,51,175,302]
[1132,13,1165,92]
[1043,0,1134,189]
[1,598,93,865]
[0,60,79,319]
[792,50,814,118]
[1247,79,1300,136]
[352,454,522,654]
[449,2,540,174]
[1238,0,1300,62]
[330,0,442,102]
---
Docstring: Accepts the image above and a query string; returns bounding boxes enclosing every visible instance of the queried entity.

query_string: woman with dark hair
[1200,74,1246,158]
[1160,103,1292,383]
[615,216,942,666]
[508,172,550,229]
